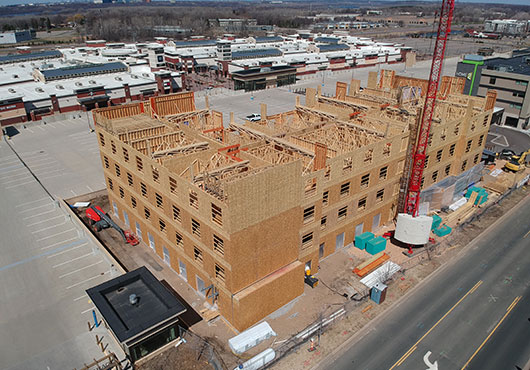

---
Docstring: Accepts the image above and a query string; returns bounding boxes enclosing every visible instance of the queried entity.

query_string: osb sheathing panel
[151,92,196,117]
[225,160,302,234]
[229,206,301,293]
[231,261,305,331]
[335,81,347,100]
[94,102,144,121]
[367,71,378,89]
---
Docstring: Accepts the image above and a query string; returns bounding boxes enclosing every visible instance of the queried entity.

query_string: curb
[309,187,530,370]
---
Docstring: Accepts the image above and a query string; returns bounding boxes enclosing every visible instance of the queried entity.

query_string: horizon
[1,0,530,7]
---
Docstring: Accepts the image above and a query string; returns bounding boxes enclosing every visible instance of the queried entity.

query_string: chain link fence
[178,327,227,370]
[265,184,524,369]
[401,185,519,272]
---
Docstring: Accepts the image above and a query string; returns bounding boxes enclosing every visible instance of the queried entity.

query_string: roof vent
[89,80,97,85]
[20,64,25,68]
[131,74,138,79]
[12,74,19,79]
[142,73,150,77]
[115,76,123,81]
[129,294,139,305]
[56,84,64,90]
[75,82,83,86]
[8,88,16,93]
[35,87,44,93]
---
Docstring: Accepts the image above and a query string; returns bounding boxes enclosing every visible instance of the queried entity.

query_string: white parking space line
[66,272,107,290]
[74,294,88,301]
[26,128,34,133]
[5,180,37,189]
[52,252,93,268]
[27,215,64,227]
[43,237,81,252]
[0,155,16,162]
[36,228,76,242]
[68,132,90,138]
[36,126,45,131]
[32,168,63,175]
[1,171,31,181]
[31,220,67,234]
[23,156,52,163]
[23,209,56,220]
[25,161,58,169]
[0,167,26,176]
[16,197,51,208]
[86,185,93,192]
[71,190,77,196]
[19,203,54,213]
[1,175,32,185]
[59,260,103,278]
[81,307,96,315]
[0,159,20,166]
[39,173,69,180]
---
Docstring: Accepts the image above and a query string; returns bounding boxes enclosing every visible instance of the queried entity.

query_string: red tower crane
[404,0,455,217]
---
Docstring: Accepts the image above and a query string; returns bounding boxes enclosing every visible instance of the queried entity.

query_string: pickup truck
[246,113,261,122]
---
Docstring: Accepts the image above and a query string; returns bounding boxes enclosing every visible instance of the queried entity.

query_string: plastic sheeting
[234,348,276,370]
[418,163,484,213]
[228,321,276,355]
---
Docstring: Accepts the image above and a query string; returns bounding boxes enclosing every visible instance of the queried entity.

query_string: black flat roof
[0,50,62,65]
[86,266,186,343]
[483,50,530,76]
[232,65,296,77]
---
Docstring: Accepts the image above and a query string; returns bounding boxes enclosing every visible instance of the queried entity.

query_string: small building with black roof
[231,65,296,91]
[86,266,187,364]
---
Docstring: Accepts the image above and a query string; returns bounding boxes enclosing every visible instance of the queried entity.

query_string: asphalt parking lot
[0,141,122,370]
[7,116,105,198]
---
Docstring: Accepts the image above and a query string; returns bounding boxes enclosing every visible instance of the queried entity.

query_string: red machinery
[404,0,455,217]
[86,206,139,246]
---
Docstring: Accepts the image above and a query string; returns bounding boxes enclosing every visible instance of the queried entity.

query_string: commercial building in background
[0,50,183,127]
[0,30,35,45]
[455,49,530,130]
[484,19,529,36]
[93,71,495,331]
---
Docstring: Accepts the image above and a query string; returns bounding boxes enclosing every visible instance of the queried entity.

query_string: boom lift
[86,206,139,246]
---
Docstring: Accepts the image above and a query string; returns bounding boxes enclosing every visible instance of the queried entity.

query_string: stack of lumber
[353,252,390,277]
[444,192,477,225]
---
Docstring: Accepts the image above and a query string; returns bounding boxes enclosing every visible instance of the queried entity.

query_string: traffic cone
[308,337,316,352]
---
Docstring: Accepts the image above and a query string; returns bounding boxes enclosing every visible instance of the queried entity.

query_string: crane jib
[404,0,455,217]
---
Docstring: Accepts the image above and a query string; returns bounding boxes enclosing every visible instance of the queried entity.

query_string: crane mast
[404,0,455,216]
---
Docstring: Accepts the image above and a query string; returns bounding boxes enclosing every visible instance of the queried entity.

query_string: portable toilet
[371,283,387,304]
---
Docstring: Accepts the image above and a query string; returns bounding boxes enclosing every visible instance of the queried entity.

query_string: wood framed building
[93,71,496,331]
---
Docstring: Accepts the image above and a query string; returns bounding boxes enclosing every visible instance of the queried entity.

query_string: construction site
[91,67,498,334]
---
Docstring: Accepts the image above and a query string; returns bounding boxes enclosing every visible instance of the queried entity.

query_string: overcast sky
[0,0,529,7]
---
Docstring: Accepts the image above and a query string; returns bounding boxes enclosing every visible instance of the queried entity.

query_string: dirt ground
[65,175,529,370]
[269,185,529,370]
[136,343,212,370]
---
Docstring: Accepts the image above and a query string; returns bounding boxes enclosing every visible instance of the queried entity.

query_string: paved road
[487,125,530,155]
[316,192,530,370]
